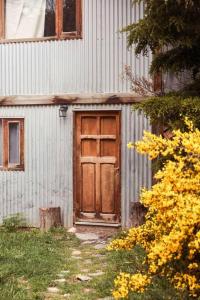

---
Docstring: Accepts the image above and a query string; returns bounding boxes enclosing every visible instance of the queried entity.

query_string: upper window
[0,0,82,42]
[0,118,24,171]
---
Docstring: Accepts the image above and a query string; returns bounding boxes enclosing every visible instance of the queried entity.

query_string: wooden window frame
[0,0,82,43]
[0,118,24,171]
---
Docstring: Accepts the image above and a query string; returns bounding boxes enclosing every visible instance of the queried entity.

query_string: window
[0,119,24,171]
[0,0,82,42]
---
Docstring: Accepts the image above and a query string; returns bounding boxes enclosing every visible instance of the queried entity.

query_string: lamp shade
[59,105,68,117]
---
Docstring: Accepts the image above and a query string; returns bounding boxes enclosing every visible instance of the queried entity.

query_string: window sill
[0,166,24,171]
[0,32,82,44]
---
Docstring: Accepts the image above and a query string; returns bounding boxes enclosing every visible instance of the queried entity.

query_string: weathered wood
[130,202,147,227]
[0,0,82,42]
[39,207,61,231]
[80,134,116,139]
[80,157,116,163]
[0,118,24,171]
[0,1,4,39]
[0,93,144,106]
[74,111,121,224]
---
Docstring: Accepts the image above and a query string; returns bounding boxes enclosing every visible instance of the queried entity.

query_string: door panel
[81,139,97,156]
[82,116,98,134]
[100,140,116,156]
[82,163,96,212]
[101,164,115,213]
[100,116,116,135]
[74,111,120,224]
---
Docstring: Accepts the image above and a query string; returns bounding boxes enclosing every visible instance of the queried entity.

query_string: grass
[96,245,183,300]
[0,224,183,300]
[0,225,112,300]
[58,243,109,300]
[0,227,79,300]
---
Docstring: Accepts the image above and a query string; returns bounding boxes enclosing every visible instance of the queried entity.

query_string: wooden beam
[0,1,5,39]
[80,157,116,164]
[0,93,144,106]
[80,134,116,140]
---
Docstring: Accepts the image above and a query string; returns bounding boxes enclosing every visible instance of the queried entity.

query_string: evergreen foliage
[125,0,200,79]
[134,95,200,130]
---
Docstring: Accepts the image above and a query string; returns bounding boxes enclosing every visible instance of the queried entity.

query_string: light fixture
[59,105,68,117]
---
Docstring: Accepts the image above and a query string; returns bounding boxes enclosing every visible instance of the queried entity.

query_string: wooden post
[39,207,61,231]
[130,202,147,227]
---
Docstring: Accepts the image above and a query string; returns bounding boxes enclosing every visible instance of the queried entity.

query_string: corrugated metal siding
[0,105,74,227]
[0,104,151,227]
[121,105,152,227]
[0,0,151,96]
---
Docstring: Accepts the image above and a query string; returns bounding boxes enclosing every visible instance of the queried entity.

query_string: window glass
[9,123,19,164]
[5,0,56,39]
[0,120,2,166]
[44,0,56,36]
[63,0,76,32]
[2,0,81,40]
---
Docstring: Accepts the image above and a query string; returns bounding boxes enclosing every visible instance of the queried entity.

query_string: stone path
[44,230,114,300]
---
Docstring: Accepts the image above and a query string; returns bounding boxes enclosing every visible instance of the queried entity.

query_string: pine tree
[125,0,200,79]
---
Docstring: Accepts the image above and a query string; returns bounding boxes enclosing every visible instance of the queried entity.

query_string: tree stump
[130,202,147,227]
[39,207,61,231]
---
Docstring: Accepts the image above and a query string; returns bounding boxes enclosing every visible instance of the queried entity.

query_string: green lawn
[0,226,181,300]
[101,246,180,300]
[0,226,113,300]
[0,228,80,299]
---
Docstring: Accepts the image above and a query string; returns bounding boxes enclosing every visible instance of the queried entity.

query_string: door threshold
[75,221,121,228]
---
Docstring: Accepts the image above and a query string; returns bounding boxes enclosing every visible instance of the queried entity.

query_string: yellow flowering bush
[113,272,151,299]
[108,119,200,299]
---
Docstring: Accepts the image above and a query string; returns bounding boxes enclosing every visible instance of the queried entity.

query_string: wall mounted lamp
[59,105,68,117]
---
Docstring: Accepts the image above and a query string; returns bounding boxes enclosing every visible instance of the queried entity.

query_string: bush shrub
[2,213,27,232]
[108,119,200,299]
[134,95,200,131]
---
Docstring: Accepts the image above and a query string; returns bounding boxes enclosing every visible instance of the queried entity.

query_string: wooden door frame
[73,109,121,225]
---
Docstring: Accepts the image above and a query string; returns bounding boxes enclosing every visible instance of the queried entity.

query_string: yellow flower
[109,120,200,299]
[127,142,134,149]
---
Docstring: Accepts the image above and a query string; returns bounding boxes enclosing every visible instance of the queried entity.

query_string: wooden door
[74,111,120,224]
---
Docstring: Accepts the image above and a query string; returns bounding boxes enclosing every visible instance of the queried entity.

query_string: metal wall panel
[0,104,151,227]
[0,105,74,227]
[0,0,151,96]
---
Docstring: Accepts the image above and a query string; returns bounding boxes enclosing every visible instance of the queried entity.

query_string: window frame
[0,118,24,171]
[0,0,82,43]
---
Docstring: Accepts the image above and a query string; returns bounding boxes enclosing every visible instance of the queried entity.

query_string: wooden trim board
[75,221,121,227]
[0,93,144,106]
[73,111,121,225]
[0,0,82,43]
